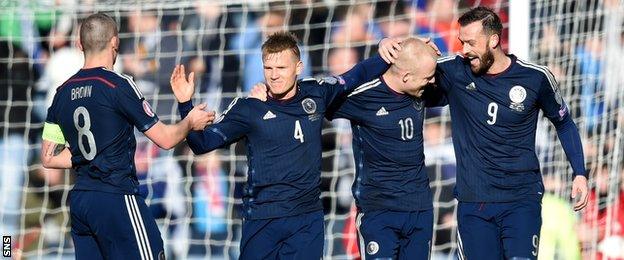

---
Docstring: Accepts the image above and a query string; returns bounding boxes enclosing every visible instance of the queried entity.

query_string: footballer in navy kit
[172,32,390,260]
[41,13,213,260]
[380,7,588,260]
[327,38,445,260]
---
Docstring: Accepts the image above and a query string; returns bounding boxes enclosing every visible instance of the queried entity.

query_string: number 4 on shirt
[294,120,304,143]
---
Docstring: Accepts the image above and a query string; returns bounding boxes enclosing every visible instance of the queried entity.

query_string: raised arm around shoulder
[322,54,389,109]
[340,54,389,89]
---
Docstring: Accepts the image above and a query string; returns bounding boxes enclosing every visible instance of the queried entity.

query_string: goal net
[0,0,621,259]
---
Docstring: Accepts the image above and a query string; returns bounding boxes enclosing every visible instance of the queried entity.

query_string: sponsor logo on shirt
[376,107,389,116]
[465,82,477,90]
[263,111,276,120]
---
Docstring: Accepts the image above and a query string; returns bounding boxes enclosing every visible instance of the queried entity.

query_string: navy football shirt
[436,54,585,202]
[46,67,158,194]
[327,76,446,213]
[179,55,389,219]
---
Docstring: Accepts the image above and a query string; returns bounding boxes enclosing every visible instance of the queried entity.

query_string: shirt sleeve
[178,98,250,154]
[537,70,587,178]
[434,56,457,92]
[113,77,159,132]
[42,92,66,144]
[45,91,60,124]
[325,98,359,121]
[323,54,389,111]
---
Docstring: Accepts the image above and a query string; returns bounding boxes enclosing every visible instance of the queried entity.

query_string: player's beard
[469,43,495,75]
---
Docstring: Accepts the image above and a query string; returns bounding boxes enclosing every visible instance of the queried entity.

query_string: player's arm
[325,97,360,121]
[116,66,215,150]
[170,64,248,154]
[320,54,390,116]
[178,99,250,154]
[323,54,389,107]
[40,122,72,169]
[538,71,588,210]
[433,59,455,93]
[144,65,216,150]
[143,105,214,150]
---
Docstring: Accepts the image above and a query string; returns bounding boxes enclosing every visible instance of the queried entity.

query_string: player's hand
[571,175,589,211]
[415,36,442,56]
[187,103,215,131]
[379,37,442,64]
[378,37,403,64]
[170,64,195,103]
[249,82,268,101]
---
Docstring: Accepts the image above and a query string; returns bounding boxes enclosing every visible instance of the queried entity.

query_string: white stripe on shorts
[125,195,147,260]
[356,212,366,260]
[457,229,466,260]
[130,195,154,259]
[125,195,154,260]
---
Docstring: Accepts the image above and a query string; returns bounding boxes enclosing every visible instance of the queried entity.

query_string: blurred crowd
[0,0,622,259]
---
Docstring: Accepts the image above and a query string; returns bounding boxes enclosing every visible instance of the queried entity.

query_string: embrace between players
[42,7,588,260]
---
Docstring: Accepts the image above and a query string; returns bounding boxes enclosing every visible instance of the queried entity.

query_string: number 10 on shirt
[399,118,414,140]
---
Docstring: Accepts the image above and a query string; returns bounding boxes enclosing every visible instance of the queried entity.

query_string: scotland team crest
[509,85,526,112]
[302,98,317,114]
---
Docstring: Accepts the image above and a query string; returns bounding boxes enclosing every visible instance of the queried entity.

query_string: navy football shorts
[239,210,324,260]
[70,190,164,260]
[457,200,542,260]
[356,209,433,260]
